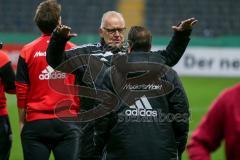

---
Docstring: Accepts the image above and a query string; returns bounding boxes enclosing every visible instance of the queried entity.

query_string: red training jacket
[187,84,240,160]
[0,50,16,116]
[16,34,80,121]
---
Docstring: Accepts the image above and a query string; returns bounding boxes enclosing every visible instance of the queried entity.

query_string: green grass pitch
[5,76,239,160]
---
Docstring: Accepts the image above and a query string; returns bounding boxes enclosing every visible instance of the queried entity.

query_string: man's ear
[99,28,103,37]
[127,47,131,53]
[128,42,133,53]
[148,44,152,52]
[58,16,62,25]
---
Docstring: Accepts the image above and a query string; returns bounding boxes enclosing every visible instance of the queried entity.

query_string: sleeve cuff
[174,29,192,38]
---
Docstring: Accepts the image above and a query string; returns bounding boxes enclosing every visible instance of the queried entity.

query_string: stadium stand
[145,0,240,36]
[0,0,239,37]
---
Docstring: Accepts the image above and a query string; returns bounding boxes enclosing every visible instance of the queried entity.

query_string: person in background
[0,43,16,160]
[15,1,80,160]
[187,83,240,160]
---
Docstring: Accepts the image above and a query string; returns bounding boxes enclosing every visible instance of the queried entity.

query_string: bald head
[100,11,125,28]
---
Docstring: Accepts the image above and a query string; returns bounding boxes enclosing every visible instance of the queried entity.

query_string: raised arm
[153,18,198,66]
[46,25,78,69]
[46,25,89,73]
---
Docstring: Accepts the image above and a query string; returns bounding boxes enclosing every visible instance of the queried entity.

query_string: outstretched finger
[190,20,198,26]
[61,24,71,29]
[183,18,196,24]
[68,33,78,38]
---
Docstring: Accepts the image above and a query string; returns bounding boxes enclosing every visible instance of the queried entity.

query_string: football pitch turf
[6,76,239,160]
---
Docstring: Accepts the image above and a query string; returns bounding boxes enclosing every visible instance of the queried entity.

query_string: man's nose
[114,30,120,36]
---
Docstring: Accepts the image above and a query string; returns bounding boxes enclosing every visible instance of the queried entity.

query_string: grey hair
[100,11,125,28]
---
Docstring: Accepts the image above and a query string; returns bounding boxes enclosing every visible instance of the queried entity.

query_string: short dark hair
[128,26,152,52]
[34,0,61,34]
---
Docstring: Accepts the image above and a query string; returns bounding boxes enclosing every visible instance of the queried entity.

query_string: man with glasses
[46,10,197,160]
[98,11,127,52]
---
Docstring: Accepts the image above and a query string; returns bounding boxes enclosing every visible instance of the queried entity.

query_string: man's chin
[110,42,122,48]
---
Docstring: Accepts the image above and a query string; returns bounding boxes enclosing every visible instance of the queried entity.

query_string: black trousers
[21,119,80,160]
[0,115,12,160]
[78,121,96,160]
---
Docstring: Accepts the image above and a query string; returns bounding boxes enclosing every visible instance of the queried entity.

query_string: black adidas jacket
[94,53,189,160]
[46,30,191,160]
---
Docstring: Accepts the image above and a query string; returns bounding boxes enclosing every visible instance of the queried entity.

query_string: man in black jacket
[46,11,197,160]
[94,26,189,160]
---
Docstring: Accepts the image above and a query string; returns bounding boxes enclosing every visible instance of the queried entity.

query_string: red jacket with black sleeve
[16,34,79,122]
[0,50,16,116]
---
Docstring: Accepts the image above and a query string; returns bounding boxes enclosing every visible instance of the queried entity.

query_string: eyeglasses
[103,27,126,34]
